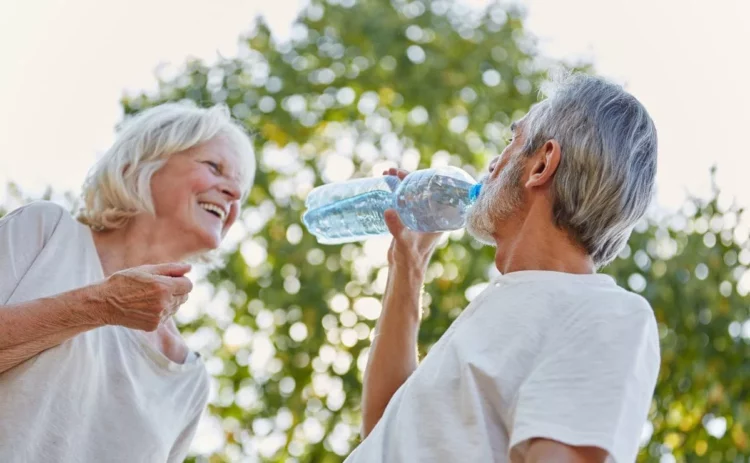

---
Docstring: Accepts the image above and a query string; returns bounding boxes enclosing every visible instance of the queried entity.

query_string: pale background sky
[1,0,749,212]
[1,0,747,457]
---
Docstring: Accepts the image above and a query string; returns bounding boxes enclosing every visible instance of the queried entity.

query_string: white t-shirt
[346,270,660,463]
[0,201,209,463]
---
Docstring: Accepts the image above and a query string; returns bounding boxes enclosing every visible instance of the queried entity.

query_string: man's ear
[525,140,561,189]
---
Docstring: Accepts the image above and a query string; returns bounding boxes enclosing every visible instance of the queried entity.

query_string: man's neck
[493,202,595,275]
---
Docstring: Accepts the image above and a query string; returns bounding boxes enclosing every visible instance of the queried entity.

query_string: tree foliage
[3,0,746,462]
[607,185,750,462]
[124,1,554,461]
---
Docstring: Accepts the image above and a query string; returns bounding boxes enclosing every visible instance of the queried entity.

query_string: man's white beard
[466,162,524,246]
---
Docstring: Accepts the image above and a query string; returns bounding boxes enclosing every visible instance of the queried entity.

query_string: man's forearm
[522,439,608,463]
[360,265,424,437]
[0,286,106,373]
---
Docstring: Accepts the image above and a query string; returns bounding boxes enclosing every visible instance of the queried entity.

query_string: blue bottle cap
[469,183,482,202]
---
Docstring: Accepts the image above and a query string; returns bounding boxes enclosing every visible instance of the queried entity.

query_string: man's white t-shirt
[346,270,660,463]
[0,201,209,463]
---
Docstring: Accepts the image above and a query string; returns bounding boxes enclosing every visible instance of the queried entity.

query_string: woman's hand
[96,263,194,332]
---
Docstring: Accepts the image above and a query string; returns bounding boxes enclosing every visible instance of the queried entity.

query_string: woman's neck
[90,222,192,277]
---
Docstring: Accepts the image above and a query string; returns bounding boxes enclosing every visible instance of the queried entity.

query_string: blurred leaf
[124,1,558,460]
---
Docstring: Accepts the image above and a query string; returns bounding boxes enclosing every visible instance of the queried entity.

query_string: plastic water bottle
[302,166,482,244]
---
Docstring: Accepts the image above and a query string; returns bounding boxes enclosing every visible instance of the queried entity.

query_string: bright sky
[1,0,749,211]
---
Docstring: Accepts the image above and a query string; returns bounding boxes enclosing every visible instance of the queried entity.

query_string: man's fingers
[381,170,410,237]
[384,167,409,179]
[384,209,405,237]
[383,167,410,180]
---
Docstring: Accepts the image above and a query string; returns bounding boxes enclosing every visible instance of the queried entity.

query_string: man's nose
[489,156,500,173]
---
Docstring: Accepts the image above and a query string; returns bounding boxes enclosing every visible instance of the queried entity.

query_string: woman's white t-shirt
[0,201,209,463]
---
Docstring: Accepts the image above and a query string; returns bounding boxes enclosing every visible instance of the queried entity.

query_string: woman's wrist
[58,284,111,328]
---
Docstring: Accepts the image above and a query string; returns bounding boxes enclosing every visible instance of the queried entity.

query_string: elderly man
[346,74,660,463]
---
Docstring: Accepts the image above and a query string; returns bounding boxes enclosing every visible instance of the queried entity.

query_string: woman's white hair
[78,103,255,231]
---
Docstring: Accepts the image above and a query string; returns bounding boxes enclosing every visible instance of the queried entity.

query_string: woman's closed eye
[204,161,221,174]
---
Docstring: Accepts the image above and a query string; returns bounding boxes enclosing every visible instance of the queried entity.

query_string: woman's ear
[525,139,561,189]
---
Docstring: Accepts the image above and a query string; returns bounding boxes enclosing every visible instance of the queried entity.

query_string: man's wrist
[382,265,425,326]
[389,260,428,284]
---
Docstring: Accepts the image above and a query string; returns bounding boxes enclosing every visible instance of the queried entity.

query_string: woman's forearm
[0,285,107,373]
[360,265,424,438]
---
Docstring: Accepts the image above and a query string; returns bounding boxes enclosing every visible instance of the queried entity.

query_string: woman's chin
[187,227,222,254]
[203,235,223,252]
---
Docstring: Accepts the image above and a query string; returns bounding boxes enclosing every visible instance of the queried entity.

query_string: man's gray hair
[520,73,658,267]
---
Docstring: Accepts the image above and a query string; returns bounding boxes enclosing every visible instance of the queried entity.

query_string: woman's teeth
[198,203,226,222]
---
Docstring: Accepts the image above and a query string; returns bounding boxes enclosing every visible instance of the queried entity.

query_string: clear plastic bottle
[302,166,481,244]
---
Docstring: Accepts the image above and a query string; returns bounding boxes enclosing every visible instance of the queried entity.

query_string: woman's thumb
[148,262,192,277]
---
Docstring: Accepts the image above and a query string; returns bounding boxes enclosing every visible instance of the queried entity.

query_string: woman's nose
[221,180,242,201]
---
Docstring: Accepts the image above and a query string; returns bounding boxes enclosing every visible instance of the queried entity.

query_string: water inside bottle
[305,176,401,211]
[302,190,393,244]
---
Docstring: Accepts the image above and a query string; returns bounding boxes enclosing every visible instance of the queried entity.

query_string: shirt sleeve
[509,294,660,463]
[0,201,65,305]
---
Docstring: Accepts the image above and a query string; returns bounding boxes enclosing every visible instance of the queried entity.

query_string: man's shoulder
[493,271,654,319]
[562,283,658,349]
[580,282,654,319]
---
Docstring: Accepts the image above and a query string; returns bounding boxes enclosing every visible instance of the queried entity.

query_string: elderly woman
[0,103,255,462]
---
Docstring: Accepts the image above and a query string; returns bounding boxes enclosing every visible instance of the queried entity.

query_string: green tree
[124,1,553,461]
[122,1,750,461]
[2,1,746,462]
[606,181,750,462]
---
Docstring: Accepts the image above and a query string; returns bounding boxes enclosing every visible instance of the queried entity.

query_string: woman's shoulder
[0,200,83,254]
[0,200,69,229]
[0,201,80,303]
